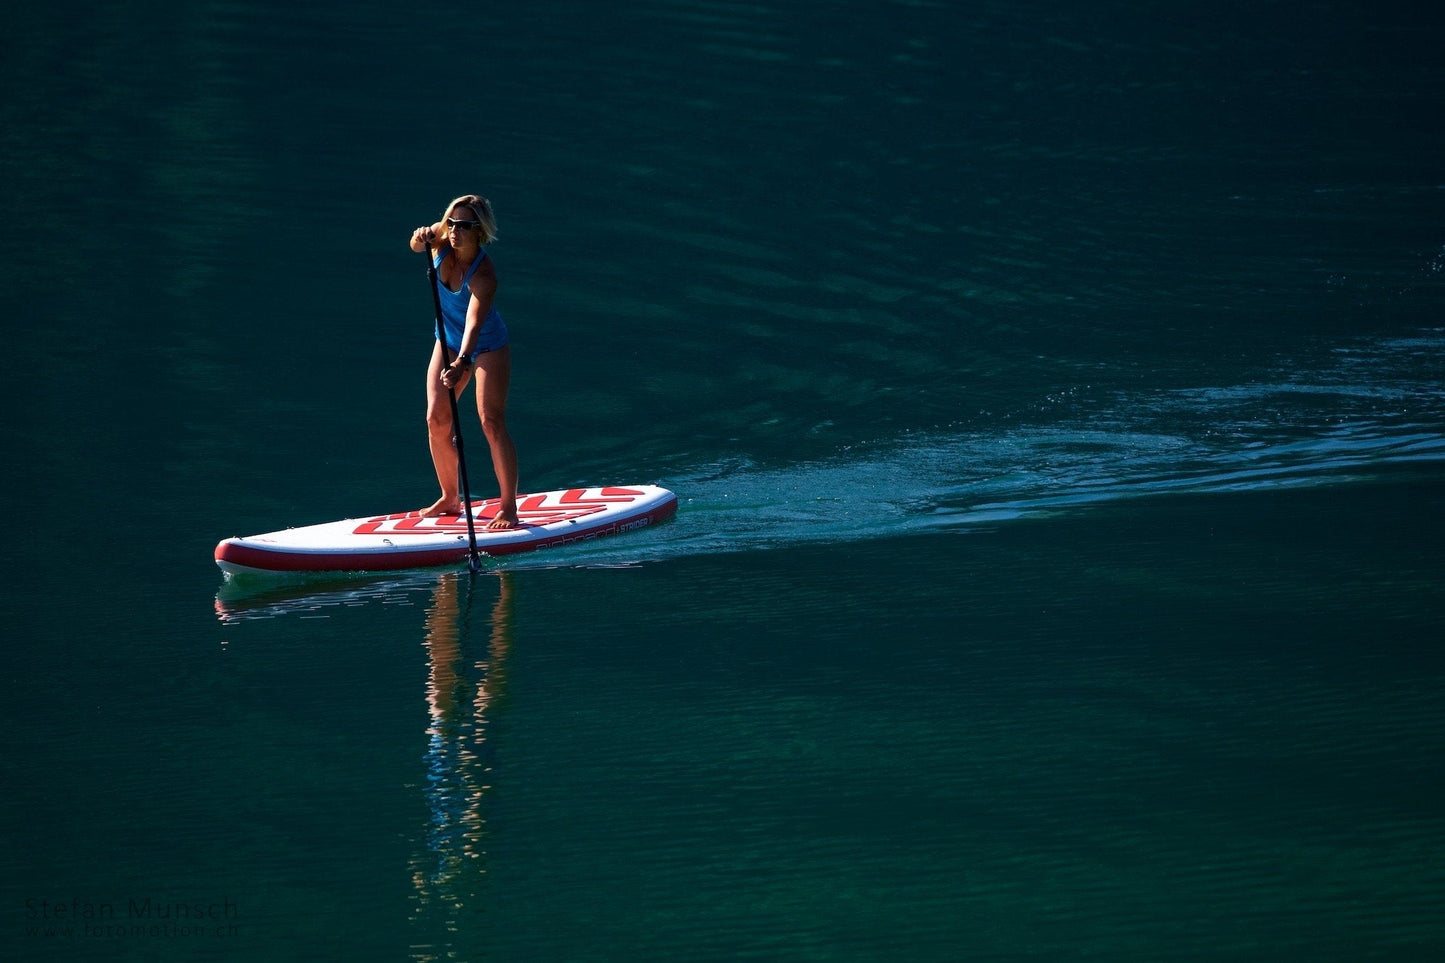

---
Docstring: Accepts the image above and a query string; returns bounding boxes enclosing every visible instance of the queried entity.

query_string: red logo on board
[350,488,645,536]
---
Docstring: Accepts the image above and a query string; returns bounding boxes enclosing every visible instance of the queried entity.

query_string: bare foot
[485,512,519,531]
[419,496,462,518]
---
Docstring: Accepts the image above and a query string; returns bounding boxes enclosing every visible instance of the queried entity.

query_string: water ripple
[499,329,1445,568]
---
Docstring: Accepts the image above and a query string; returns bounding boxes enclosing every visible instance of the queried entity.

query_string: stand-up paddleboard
[215,485,677,575]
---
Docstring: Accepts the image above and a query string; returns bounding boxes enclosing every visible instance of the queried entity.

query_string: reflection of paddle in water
[409,571,514,933]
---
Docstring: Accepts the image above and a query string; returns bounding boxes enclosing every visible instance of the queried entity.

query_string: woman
[409,194,519,530]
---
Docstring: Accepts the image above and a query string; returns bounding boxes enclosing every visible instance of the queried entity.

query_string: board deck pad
[215,485,677,574]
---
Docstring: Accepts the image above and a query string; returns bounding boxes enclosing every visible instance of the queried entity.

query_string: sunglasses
[446,217,481,231]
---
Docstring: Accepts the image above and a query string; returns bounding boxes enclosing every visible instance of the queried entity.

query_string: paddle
[425,241,483,573]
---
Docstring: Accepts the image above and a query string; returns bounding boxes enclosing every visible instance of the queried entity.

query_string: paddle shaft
[425,242,483,572]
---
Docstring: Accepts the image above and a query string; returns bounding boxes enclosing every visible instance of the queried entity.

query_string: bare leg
[421,341,473,517]
[473,346,519,529]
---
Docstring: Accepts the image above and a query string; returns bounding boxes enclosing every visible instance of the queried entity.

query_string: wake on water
[217,330,1444,616]
[517,328,1445,568]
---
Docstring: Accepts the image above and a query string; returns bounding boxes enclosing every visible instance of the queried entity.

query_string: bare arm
[456,256,499,358]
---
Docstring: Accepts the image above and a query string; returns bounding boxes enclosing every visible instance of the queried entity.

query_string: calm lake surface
[3,1,1443,959]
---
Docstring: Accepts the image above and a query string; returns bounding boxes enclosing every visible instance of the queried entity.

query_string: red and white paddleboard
[215,485,677,574]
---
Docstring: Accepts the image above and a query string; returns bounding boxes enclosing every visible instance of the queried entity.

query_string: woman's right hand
[412,225,436,249]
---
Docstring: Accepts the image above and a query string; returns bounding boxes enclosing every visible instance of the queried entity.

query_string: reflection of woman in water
[410,571,514,923]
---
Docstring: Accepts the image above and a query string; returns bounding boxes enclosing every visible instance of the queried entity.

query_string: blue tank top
[434,245,508,356]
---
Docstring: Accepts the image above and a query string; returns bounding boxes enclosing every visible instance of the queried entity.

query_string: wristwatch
[453,355,472,368]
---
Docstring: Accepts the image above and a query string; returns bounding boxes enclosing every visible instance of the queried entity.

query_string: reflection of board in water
[214,485,678,574]
[213,571,446,623]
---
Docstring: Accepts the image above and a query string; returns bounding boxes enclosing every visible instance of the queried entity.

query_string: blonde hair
[443,194,498,245]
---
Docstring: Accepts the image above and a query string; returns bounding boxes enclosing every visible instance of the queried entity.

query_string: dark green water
[4,1,1443,959]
